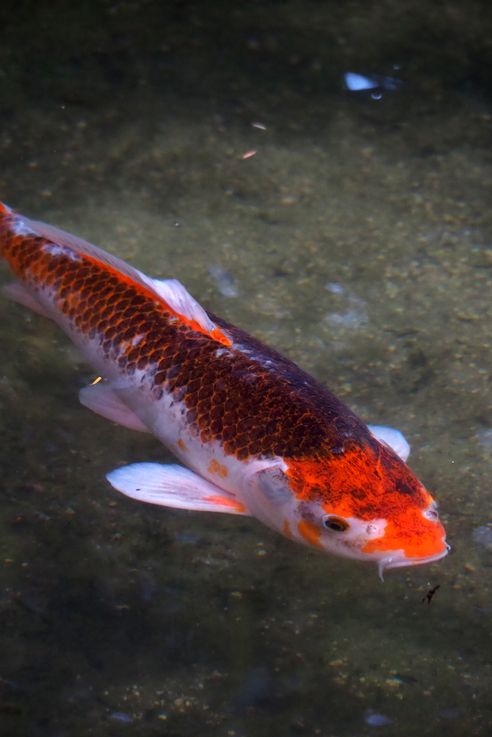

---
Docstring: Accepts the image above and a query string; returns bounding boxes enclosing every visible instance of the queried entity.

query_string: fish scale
[0,203,364,461]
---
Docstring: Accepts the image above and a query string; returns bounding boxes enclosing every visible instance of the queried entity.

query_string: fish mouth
[377,543,450,581]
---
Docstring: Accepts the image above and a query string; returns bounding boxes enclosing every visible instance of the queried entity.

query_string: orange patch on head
[286,441,447,560]
[362,508,447,560]
[177,438,188,452]
[286,443,433,521]
[204,495,246,514]
[297,519,323,549]
[208,459,229,478]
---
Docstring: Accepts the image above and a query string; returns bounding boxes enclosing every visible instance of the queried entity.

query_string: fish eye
[323,515,350,532]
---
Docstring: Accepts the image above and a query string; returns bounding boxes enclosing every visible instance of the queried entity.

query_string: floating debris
[176,532,200,545]
[326,307,368,329]
[324,282,368,330]
[325,281,345,295]
[109,711,133,724]
[208,265,239,297]
[364,711,393,727]
[233,666,273,711]
[472,525,492,550]
[438,706,465,720]
[475,428,492,451]
[422,584,441,604]
[343,71,403,100]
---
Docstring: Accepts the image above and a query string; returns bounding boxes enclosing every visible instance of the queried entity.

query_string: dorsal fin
[138,275,218,336]
[368,425,410,462]
[14,212,231,346]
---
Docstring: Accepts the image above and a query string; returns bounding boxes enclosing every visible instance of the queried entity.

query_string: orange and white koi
[0,201,449,577]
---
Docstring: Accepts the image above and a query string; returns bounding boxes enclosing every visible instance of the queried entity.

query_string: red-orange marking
[362,509,446,559]
[298,519,323,549]
[78,252,231,347]
[203,495,246,513]
[282,519,293,539]
[286,442,445,559]
[208,459,229,478]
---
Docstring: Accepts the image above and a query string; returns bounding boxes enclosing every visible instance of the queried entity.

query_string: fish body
[0,202,448,576]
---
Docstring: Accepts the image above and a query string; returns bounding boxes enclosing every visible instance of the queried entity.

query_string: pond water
[0,2,490,736]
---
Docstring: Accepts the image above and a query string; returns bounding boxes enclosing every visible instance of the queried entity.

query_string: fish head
[254,439,448,576]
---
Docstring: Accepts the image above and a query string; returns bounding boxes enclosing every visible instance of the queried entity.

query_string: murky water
[0,2,491,736]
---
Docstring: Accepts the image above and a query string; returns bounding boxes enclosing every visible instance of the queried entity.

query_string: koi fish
[0,201,449,578]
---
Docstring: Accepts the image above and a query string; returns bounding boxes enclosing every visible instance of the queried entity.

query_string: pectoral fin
[256,464,292,505]
[106,462,249,515]
[3,281,52,319]
[79,382,150,433]
[368,425,410,461]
